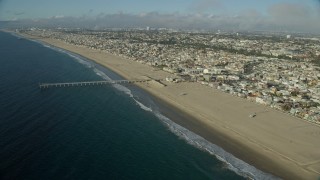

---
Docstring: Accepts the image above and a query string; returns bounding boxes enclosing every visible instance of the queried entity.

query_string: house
[256,97,267,105]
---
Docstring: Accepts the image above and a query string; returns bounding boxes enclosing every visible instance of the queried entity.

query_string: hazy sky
[1,0,320,32]
[0,0,318,19]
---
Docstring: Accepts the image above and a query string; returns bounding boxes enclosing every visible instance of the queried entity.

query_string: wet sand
[20,33,320,180]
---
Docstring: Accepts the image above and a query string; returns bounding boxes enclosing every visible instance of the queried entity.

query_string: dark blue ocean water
[0,31,272,180]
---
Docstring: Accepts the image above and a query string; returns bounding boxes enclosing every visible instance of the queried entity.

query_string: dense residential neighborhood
[23,28,320,124]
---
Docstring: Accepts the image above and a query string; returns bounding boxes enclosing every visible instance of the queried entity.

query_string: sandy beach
[20,33,320,179]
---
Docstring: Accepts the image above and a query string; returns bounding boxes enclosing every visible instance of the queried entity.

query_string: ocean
[0,31,275,180]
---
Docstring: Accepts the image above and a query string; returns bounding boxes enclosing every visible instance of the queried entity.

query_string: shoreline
[16,31,320,179]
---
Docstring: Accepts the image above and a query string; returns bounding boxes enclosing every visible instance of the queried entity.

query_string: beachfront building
[23,28,320,124]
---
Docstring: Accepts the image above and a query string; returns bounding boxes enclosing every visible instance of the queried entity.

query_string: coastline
[17,32,320,179]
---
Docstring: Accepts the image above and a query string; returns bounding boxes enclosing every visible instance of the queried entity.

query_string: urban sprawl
[22,28,320,124]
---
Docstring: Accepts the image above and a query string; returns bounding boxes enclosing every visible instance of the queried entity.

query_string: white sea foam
[154,112,279,180]
[67,53,93,68]
[133,98,153,112]
[40,43,57,51]
[9,32,22,38]
[42,44,51,48]
[93,68,112,81]
[71,53,278,179]
[37,42,93,68]
[42,44,279,180]
[112,84,133,97]
[91,66,152,112]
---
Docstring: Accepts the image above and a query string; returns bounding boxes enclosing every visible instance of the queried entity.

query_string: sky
[1,0,320,32]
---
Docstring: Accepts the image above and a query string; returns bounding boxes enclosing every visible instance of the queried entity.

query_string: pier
[39,79,151,89]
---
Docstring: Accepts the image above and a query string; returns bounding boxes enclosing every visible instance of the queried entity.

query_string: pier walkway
[39,79,151,89]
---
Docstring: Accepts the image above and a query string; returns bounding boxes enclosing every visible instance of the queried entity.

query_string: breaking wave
[154,113,279,180]
[67,53,93,68]
[43,44,279,180]
[133,98,153,112]
[88,57,278,180]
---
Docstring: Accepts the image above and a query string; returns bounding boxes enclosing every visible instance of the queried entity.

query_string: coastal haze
[1,0,320,180]
[1,0,320,32]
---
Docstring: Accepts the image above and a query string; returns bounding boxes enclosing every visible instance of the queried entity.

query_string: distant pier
[39,79,151,89]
